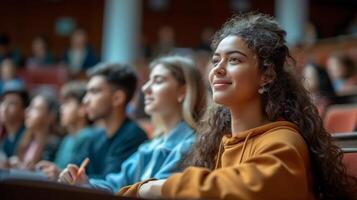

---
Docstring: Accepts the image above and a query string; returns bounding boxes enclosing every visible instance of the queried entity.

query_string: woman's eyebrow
[214,50,247,58]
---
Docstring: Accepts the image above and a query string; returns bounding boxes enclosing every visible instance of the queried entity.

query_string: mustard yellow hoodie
[119,121,316,200]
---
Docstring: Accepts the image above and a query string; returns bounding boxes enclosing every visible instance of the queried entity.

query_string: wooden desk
[0,178,149,200]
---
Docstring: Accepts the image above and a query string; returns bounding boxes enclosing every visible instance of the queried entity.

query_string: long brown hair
[184,13,355,200]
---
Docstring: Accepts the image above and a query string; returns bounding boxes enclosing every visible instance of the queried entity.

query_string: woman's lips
[212,79,232,89]
[144,97,154,105]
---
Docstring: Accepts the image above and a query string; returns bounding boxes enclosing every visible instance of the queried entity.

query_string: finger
[59,171,73,184]
[58,168,70,183]
[67,165,79,181]
[63,173,73,184]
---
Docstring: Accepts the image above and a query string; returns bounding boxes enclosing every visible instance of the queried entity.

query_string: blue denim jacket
[89,121,196,193]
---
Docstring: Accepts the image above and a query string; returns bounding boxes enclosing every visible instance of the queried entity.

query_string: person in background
[196,27,214,52]
[10,94,61,170]
[59,63,148,179]
[0,33,23,66]
[35,81,96,180]
[194,50,212,89]
[153,26,176,57]
[326,53,357,94]
[63,28,98,77]
[303,63,336,116]
[0,82,29,162]
[0,58,24,94]
[26,35,54,68]
[120,13,355,200]
[59,55,206,193]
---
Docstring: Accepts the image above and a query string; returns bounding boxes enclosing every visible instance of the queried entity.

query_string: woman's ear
[177,85,187,103]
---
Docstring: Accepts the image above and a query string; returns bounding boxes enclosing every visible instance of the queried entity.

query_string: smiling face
[209,35,261,107]
[141,64,184,117]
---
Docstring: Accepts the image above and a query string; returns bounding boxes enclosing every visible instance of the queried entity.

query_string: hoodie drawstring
[214,141,225,169]
[239,131,254,163]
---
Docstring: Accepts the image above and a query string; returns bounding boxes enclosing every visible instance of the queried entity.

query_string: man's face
[82,76,114,121]
[0,93,25,125]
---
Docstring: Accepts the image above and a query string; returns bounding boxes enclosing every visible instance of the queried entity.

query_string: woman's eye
[154,78,164,84]
[211,58,220,66]
[229,57,241,64]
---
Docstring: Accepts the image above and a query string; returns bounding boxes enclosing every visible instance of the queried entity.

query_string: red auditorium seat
[324,104,357,134]
[18,66,68,95]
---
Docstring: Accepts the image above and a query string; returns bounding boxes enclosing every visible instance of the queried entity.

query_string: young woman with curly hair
[119,13,355,200]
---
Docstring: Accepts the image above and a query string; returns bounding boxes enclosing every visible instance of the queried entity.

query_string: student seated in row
[35,81,96,180]
[58,55,206,193]
[0,81,29,166]
[120,13,355,200]
[60,63,148,179]
[10,94,61,170]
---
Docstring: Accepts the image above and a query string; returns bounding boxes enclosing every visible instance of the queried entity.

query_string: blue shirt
[86,118,147,179]
[0,125,25,157]
[54,127,96,169]
[89,121,196,193]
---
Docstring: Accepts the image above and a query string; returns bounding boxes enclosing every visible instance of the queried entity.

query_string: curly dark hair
[183,13,355,200]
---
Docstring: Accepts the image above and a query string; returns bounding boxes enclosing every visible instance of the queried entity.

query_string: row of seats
[17,67,69,95]
[324,104,357,133]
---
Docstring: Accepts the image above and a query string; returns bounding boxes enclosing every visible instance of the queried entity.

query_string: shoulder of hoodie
[253,123,308,153]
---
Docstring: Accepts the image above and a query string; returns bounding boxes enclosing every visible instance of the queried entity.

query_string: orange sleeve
[117,178,156,197]
[162,137,313,200]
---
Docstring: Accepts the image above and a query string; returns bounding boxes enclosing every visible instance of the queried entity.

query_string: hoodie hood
[222,121,299,146]
[215,121,300,168]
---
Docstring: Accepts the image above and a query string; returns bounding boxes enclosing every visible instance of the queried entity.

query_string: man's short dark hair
[1,81,29,108]
[87,63,137,105]
[61,81,87,103]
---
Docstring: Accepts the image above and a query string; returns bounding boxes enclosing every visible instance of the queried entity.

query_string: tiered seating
[17,66,69,95]
[324,104,357,134]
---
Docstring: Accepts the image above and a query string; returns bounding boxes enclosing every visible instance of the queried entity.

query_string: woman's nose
[213,63,226,76]
[142,81,151,93]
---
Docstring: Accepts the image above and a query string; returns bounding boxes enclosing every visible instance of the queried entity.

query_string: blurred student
[327,53,357,94]
[59,63,148,179]
[120,13,355,200]
[0,82,29,161]
[0,58,24,94]
[63,28,98,76]
[59,56,206,193]
[303,63,336,116]
[0,33,23,66]
[153,26,176,57]
[26,35,54,68]
[36,81,95,180]
[11,94,60,170]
